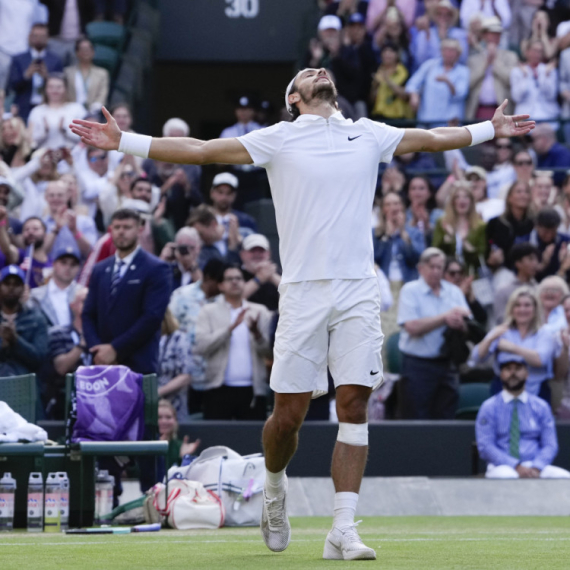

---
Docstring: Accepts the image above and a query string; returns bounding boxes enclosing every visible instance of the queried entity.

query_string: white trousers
[486,462,570,479]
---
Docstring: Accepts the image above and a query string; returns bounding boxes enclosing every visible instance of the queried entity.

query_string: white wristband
[465,121,495,147]
[118,131,152,158]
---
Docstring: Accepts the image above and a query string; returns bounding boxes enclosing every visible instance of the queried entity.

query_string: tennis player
[70,68,534,561]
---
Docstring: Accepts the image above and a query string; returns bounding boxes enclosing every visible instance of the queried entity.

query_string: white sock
[333,492,358,529]
[265,468,286,499]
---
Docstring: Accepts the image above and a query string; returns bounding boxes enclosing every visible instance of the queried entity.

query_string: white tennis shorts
[270,278,384,397]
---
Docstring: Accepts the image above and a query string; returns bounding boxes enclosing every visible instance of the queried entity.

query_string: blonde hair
[161,307,180,336]
[441,181,480,230]
[504,287,541,335]
[0,116,32,158]
[158,399,178,440]
[538,275,570,297]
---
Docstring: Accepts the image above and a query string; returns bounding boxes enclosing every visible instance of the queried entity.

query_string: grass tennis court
[1,516,569,570]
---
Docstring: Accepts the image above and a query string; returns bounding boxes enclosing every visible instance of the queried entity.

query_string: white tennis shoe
[260,476,291,552]
[323,521,377,560]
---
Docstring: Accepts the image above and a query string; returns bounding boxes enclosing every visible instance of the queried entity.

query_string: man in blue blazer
[82,208,172,374]
[7,23,63,121]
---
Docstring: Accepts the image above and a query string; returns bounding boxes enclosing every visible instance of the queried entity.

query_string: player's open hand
[491,100,535,138]
[69,107,121,151]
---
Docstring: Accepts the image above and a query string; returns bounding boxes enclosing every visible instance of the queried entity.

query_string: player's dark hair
[288,80,301,121]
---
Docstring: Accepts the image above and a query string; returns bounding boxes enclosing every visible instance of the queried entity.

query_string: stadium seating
[455,383,491,420]
[86,21,126,50]
[93,44,120,75]
[385,332,402,375]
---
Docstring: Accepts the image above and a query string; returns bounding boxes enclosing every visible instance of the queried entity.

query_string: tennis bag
[149,479,224,530]
[168,446,266,527]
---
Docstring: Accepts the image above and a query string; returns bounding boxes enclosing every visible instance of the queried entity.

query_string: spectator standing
[370,42,413,120]
[443,257,487,325]
[168,258,224,415]
[555,295,570,418]
[459,0,511,31]
[0,215,52,288]
[7,23,63,122]
[63,38,109,113]
[406,39,470,126]
[43,180,97,260]
[487,138,516,199]
[220,96,261,139]
[0,265,48,376]
[189,205,241,269]
[496,149,534,200]
[530,173,555,214]
[82,209,172,374]
[509,0,544,49]
[30,244,80,326]
[410,0,468,71]
[157,308,192,422]
[404,175,443,242]
[467,166,505,222]
[538,276,569,334]
[510,41,560,129]
[472,287,559,401]
[143,118,203,231]
[98,155,140,226]
[0,178,23,239]
[486,181,534,271]
[531,208,570,281]
[530,124,570,187]
[209,172,258,234]
[44,285,89,418]
[397,247,471,419]
[240,234,281,312]
[520,10,557,62]
[466,17,518,121]
[195,265,272,420]
[432,182,486,273]
[366,0,417,33]
[493,243,539,324]
[476,352,570,479]
[74,146,111,218]
[159,227,202,291]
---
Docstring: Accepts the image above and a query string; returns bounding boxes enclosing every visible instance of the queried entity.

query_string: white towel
[0,401,48,443]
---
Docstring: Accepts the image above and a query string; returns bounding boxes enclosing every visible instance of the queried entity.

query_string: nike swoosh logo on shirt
[370,370,379,375]
[348,135,362,141]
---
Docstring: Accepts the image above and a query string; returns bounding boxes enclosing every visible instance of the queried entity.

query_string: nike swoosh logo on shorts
[348,135,362,141]
[370,370,379,375]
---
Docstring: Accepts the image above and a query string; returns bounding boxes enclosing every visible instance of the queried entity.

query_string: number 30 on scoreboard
[225,0,259,18]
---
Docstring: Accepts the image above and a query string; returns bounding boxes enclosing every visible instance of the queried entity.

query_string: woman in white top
[510,41,560,127]
[27,73,86,151]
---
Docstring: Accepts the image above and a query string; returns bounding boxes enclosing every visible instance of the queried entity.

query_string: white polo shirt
[238,112,404,284]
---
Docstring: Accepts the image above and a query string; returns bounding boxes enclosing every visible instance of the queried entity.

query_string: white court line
[2,537,570,547]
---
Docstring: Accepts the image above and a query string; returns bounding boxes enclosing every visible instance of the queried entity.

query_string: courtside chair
[385,332,402,375]
[0,373,37,423]
[455,382,490,420]
[86,21,126,50]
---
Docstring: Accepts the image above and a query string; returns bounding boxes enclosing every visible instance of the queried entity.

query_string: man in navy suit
[82,208,172,374]
[7,23,63,121]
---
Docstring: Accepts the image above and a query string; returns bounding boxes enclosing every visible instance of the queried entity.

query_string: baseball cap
[348,13,365,25]
[466,166,487,181]
[53,244,81,263]
[497,352,527,368]
[318,15,342,31]
[242,234,270,251]
[483,16,503,33]
[122,198,151,218]
[212,172,239,189]
[0,265,25,283]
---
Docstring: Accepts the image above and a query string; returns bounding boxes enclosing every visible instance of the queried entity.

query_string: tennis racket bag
[168,446,266,526]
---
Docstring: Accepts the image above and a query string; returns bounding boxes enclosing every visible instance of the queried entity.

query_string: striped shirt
[476,390,558,470]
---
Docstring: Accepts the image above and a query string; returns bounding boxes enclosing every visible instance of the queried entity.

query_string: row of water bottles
[0,472,69,532]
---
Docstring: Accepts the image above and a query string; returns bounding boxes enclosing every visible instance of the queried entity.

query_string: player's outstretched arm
[70,107,253,165]
[394,100,535,156]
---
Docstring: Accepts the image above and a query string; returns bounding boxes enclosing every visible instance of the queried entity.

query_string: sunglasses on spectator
[496,143,512,149]
[446,269,463,277]
[514,160,533,166]
[89,154,107,163]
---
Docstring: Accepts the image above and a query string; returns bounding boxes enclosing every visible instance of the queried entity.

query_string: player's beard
[300,80,338,108]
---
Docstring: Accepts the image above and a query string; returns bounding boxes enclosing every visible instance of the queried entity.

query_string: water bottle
[56,472,69,532]
[0,473,17,532]
[94,470,114,524]
[27,472,43,532]
[44,473,61,533]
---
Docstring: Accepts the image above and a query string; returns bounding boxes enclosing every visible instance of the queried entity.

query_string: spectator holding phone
[160,227,202,291]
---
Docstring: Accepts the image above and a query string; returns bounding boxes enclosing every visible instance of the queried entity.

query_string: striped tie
[509,399,520,459]
[110,260,125,295]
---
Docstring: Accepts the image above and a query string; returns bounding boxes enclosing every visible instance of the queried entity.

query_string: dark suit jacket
[82,248,172,374]
[8,50,63,121]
